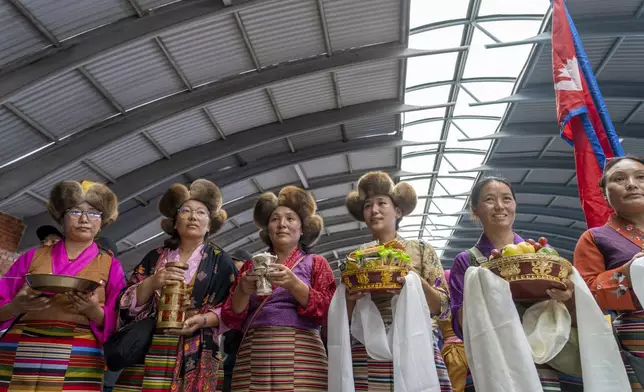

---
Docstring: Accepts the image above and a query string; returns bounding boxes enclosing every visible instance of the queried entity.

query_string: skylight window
[401,0,547,260]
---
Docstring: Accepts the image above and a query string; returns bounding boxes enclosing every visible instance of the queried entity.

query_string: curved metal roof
[1,0,641,279]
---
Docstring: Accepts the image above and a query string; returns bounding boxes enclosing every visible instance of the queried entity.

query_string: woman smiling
[221,186,335,391]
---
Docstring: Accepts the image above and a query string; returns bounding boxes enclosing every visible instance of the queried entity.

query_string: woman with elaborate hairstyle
[575,156,644,391]
[113,179,236,392]
[0,180,126,391]
[221,186,336,391]
[328,171,453,391]
[451,176,627,391]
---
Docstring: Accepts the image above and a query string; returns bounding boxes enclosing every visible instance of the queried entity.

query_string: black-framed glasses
[66,209,103,221]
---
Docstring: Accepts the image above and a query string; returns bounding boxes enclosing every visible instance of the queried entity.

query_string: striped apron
[0,320,104,391]
[231,326,327,391]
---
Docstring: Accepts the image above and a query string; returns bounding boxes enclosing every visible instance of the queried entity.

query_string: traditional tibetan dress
[113,243,235,392]
[220,248,335,392]
[450,233,584,392]
[575,214,644,392]
[0,241,125,391]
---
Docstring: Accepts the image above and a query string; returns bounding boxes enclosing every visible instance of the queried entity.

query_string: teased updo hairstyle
[469,176,516,214]
[599,156,644,195]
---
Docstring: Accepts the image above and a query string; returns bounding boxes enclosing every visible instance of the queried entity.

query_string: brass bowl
[480,253,572,302]
[342,265,408,293]
[25,274,100,294]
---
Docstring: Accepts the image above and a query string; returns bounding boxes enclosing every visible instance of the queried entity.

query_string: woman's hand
[149,266,185,290]
[547,278,574,302]
[67,290,101,315]
[623,252,644,281]
[237,272,259,296]
[10,286,51,314]
[267,264,303,292]
[164,313,207,336]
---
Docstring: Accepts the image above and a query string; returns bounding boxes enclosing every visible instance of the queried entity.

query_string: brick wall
[0,213,24,276]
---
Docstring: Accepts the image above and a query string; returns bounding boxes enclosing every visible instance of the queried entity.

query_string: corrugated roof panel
[605,100,639,123]
[19,0,133,41]
[85,39,185,110]
[550,196,581,209]
[515,194,554,206]
[0,1,49,68]
[1,193,45,218]
[0,107,48,167]
[547,137,572,153]
[599,37,644,83]
[238,139,291,164]
[207,90,277,136]
[161,14,255,87]
[234,209,254,225]
[87,133,163,179]
[31,162,107,196]
[300,154,348,178]
[312,182,352,200]
[239,0,325,67]
[222,180,257,204]
[324,0,400,51]
[10,71,116,138]
[623,138,644,156]
[493,136,552,154]
[290,125,342,150]
[136,176,183,201]
[335,60,399,106]
[524,169,573,184]
[255,166,299,190]
[135,0,178,12]
[349,148,396,170]
[319,205,349,217]
[344,114,397,139]
[270,74,336,119]
[327,222,359,234]
[224,237,251,252]
[566,0,642,18]
[506,101,556,123]
[124,217,163,245]
[532,215,575,227]
[185,155,238,179]
[147,110,218,155]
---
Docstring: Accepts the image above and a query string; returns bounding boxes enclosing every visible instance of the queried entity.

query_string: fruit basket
[340,239,411,293]
[481,237,573,301]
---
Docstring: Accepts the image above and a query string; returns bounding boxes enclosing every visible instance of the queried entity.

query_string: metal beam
[154,36,193,91]
[78,67,126,114]
[470,82,644,106]
[0,42,451,199]
[7,0,60,47]
[4,103,56,142]
[485,16,644,49]
[451,157,575,173]
[459,121,644,141]
[406,77,516,92]
[445,203,585,222]
[0,0,276,102]
[410,14,545,35]
[17,134,422,249]
[420,0,482,241]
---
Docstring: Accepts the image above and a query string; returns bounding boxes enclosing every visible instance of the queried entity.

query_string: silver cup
[252,252,278,296]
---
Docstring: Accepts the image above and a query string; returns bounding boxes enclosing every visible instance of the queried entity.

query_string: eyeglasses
[66,209,103,221]
[177,207,209,219]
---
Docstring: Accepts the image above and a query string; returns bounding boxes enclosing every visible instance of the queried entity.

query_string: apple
[538,237,548,247]
[517,241,536,254]
[501,244,521,257]
[527,239,536,245]
[533,243,543,251]
[537,247,559,256]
